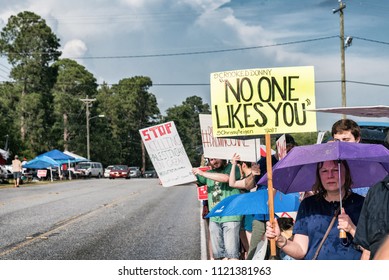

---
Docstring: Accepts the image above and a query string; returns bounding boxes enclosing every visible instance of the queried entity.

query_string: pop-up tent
[23,155,59,169]
[23,155,60,181]
[23,149,75,181]
[39,149,75,164]
[63,150,89,162]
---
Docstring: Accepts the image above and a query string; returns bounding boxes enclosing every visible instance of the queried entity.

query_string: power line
[4,79,387,88]
[148,80,389,88]
[2,35,387,60]
[347,80,389,87]
[353,36,389,46]
[70,36,339,59]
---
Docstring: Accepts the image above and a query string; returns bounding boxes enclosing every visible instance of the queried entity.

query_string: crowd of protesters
[193,119,389,260]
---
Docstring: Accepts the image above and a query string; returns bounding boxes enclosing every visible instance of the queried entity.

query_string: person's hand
[338,207,356,236]
[265,219,281,241]
[231,153,240,165]
[192,168,204,176]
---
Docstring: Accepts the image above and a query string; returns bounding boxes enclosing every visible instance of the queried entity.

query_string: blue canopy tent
[22,155,60,182]
[22,155,59,169]
[38,149,76,180]
[39,149,75,164]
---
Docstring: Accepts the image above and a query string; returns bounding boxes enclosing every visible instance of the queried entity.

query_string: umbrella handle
[339,229,347,239]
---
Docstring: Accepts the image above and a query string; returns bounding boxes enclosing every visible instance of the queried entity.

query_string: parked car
[0,165,13,183]
[129,166,142,178]
[144,169,158,178]
[109,165,131,179]
[74,162,104,178]
[104,165,114,178]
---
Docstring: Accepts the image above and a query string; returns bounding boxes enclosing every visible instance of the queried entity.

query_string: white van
[74,162,104,178]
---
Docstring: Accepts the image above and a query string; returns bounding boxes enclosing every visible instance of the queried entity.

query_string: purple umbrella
[258,141,389,194]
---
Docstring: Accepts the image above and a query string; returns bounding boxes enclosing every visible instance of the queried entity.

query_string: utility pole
[80,96,96,160]
[333,1,347,118]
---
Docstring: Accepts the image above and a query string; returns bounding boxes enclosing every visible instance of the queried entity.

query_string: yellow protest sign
[210,66,317,137]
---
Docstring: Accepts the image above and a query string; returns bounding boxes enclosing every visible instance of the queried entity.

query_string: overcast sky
[1,0,388,131]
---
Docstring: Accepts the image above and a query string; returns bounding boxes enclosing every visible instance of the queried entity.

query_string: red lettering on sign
[142,122,173,141]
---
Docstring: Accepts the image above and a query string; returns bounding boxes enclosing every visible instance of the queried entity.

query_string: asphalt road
[0,178,202,260]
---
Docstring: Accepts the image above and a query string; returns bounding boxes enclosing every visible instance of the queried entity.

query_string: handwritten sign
[199,114,261,162]
[276,134,287,160]
[210,66,317,137]
[197,185,208,201]
[37,169,47,178]
[139,121,196,187]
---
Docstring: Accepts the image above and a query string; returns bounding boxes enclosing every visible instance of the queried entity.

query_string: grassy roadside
[0,179,67,189]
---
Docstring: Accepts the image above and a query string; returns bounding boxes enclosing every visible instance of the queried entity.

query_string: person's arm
[192,167,229,183]
[228,153,248,190]
[265,219,308,260]
[229,153,256,190]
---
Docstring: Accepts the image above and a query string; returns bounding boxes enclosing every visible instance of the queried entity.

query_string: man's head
[208,158,227,170]
[331,119,361,143]
[285,134,297,153]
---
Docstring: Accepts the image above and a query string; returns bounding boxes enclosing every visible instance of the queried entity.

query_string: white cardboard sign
[139,121,196,187]
[199,114,261,162]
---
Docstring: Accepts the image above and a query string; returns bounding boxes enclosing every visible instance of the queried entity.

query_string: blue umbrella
[22,155,59,169]
[206,189,300,218]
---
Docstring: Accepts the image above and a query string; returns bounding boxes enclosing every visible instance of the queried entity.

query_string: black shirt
[354,175,389,259]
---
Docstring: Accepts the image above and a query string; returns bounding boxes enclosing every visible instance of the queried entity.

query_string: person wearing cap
[12,155,22,188]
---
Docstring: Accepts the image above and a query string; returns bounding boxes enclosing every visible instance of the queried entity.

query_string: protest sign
[37,169,47,178]
[316,131,326,144]
[197,185,208,201]
[276,134,287,160]
[199,114,261,162]
[139,121,196,187]
[210,66,317,137]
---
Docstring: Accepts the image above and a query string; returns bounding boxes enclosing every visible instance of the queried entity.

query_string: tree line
[0,11,211,170]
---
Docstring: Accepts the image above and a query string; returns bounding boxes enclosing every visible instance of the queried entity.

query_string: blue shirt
[293,193,364,260]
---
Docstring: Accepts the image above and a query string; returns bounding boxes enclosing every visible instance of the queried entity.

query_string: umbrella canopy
[308,105,389,118]
[258,141,389,194]
[39,149,75,164]
[63,150,89,163]
[23,155,60,169]
[206,189,300,218]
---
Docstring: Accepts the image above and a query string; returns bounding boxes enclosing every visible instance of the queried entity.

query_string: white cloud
[61,39,87,58]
